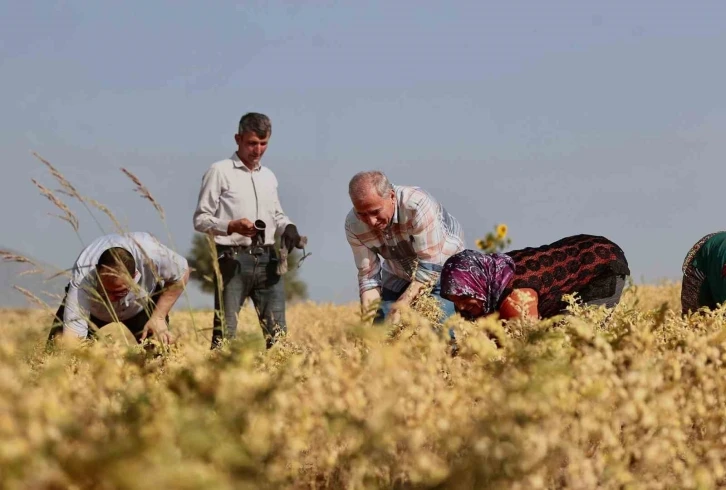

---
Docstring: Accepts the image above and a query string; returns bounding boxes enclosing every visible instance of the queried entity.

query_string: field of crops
[4,281,726,489]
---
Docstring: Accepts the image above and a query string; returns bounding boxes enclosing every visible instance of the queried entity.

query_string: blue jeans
[373,281,457,341]
[212,246,286,349]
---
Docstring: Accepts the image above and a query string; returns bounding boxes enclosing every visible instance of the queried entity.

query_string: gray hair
[238,112,272,138]
[348,170,394,201]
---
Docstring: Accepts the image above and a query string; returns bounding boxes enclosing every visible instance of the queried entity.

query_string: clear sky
[2,1,725,308]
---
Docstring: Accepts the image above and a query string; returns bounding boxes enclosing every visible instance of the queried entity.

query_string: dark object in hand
[281,224,303,253]
[251,220,267,253]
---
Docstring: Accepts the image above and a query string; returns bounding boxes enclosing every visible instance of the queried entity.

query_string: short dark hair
[97,247,135,275]
[238,112,272,138]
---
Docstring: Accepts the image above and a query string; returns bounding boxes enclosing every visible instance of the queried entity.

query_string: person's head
[440,250,516,320]
[348,170,396,231]
[96,247,136,302]
[235,112,272,167]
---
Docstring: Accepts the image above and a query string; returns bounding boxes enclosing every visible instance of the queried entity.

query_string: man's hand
[388,304,403,325]
[141,315,175,345]
[227,218,256,237]
[281,224,304,253]
[360,288,382,322]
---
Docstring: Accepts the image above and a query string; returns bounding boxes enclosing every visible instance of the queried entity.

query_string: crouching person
[344,170,466,326]
[440,234,630,321]
[681,231,726,315]
[47,231,190,348]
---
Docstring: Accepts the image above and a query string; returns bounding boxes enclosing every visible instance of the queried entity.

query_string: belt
[216,243,274,257]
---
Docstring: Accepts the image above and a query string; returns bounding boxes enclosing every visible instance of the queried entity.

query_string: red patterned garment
[502,234,630,318]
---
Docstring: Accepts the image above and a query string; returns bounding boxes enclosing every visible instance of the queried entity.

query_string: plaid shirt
[345,185,465,295]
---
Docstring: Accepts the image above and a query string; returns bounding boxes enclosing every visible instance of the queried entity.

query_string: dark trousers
[47,284,167,347]
[212,245,286,349]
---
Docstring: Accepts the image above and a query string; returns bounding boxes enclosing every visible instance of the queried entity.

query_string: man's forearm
[194,213,231,236]
[151,269,190,320]
[394,280,426,308]
[62,287,91,338]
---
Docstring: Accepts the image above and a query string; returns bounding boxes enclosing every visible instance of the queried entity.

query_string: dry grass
[5,282,726,489]
[9,152,720,489]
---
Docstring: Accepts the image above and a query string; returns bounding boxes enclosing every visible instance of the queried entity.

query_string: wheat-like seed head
[0,250,39,267]
[84,197,125,232]
[31,178,79,232]
[120,167,165,219]
[32,152,83,202]
[12,285,50,309]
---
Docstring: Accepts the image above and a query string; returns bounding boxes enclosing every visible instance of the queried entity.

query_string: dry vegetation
[5,156,722,489]
[5,280,726,489]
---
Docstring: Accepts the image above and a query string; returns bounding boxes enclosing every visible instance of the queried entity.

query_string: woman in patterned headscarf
[440,234,630,321]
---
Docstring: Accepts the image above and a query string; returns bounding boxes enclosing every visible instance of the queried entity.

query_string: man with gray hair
[193,112,306,349]
[345,170,465,326]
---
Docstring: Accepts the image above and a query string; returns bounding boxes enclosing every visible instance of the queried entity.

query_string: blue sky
[2,0,725,308]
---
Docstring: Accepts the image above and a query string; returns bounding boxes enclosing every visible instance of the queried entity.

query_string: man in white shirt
[47,232,190,346]
[193,112,305,349]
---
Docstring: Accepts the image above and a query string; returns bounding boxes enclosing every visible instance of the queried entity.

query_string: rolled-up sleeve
[193,166,231,236]
[409,194,447,284]
[62,283,92,338]
[345,223,382,295]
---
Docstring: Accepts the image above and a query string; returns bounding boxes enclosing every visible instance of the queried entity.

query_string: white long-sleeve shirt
[62,232,189,338]
[192,152,294,246]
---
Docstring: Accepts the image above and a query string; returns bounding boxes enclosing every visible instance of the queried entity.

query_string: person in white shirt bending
[193,112,305,349]
[47,232,190,347]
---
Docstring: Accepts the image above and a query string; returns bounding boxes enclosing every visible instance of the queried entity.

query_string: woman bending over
[440,234,630,321]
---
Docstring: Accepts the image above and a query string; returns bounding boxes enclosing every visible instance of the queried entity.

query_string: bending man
[47,231,190,346]
[345,170,465,324]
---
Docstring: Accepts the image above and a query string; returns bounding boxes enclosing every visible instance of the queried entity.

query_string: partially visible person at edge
[681,231,726,315]
[47,232,190,348]
[193,112,305,349]
[344,170,465,329]
[439,234,630,321]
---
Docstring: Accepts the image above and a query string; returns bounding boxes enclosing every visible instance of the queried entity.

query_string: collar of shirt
[385,186,402,230]
[231,152,262,173]
[391,200,400,225]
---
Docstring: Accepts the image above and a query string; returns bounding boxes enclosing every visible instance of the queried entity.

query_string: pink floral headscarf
[440,250,516,315]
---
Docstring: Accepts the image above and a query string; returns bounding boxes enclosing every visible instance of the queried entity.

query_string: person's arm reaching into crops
[346,222,383,320]
[139,240,191,344]
[360,288,382,319]
[387,281,426,324]
[62,282,94,339]
[388,192,447,323]
[140,268,189,344]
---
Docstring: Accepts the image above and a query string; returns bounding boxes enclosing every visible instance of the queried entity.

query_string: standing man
[47,231,190,347]
[345,170,465,325]
[193,112,305,349]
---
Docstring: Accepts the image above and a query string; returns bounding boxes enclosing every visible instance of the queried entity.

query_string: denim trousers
[372,281,457,341]
[212,246,286,349]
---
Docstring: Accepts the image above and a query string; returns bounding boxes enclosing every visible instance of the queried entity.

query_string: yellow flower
[475,239,485,250]
[496,224,508,239]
